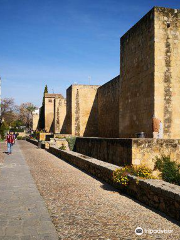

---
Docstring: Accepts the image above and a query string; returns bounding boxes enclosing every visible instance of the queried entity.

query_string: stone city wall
[119,7,180,139]
[74,137,132,166]
[54,97,66,134]
[98,75,120,138]
[44,93,65,133]
[119,8,155,138]
[154,7,180,139]
[32,112,39,131]
[66,85,100,137]
[74,137,180,169]
[39,7,180,139]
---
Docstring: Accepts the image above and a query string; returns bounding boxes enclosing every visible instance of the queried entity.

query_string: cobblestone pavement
[0,142,59,240]
[18,141,180,240]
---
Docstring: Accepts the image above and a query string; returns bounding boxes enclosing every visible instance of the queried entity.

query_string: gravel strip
[19,141,180,240]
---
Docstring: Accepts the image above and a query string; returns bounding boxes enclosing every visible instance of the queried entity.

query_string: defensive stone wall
[32,110,39,131]
[98,75,120,138]
[119,8,155,138]
[74,137,180,169]
[26,138,45,149]
[54,97,66,134]
[66,85,100,137]
[154,7,180,139]
[39,7,180,139]
[44,93,65,133]
[119,7,180,139]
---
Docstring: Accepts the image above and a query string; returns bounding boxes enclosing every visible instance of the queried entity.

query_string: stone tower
[119,7,180,139]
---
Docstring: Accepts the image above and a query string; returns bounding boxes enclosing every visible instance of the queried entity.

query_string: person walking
[6,132,15,155]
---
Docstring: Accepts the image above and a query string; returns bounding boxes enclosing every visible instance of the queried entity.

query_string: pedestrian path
[0,143,58,240]
[19,141,180,240]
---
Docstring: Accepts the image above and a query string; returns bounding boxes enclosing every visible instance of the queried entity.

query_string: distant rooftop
[44,93,64,99]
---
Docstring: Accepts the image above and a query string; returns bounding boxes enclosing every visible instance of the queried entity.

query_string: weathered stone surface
[74,137,180,169]
[46,143,180,221]
[98,75,120,138]
[118,7,180,139]
[66,84,100,137]
[44,93,65,133]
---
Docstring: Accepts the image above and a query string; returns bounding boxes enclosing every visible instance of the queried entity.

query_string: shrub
[136,166,153,178]
[17,136,26,140]
[113,165,155,186]
[66,137,76,151]
[59,144,66,150]
[10,128,24,133]
[113,167,130,186]
[154,155,180,185]
[0,122,9,140]
[56,136,66,139]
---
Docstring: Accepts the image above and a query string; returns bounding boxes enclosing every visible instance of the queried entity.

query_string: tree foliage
[44,85,48,94]
[1,98,18,125]
[19,102,37,128]
[0,98,37,129]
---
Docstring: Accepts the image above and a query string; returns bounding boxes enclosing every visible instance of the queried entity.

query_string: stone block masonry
[44,142,180,221]
[26,138,45,149]
[54,96,66,134]
[44,93,65,133]
[119,8,154,138]
[98,75,120,138]
[74,137,180,169]
[37,7,180,139]
[66,84,100,137]
[154,7,180,139]
[119,7,180,139]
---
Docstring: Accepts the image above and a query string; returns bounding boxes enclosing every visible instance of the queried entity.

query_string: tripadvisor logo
[135,227,143,236]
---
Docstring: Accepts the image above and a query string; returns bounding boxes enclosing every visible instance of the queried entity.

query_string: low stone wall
[18,132,28,137]
[74,138,132,166]
[37,133,54,141]
[26,138,38,146]
[74,137,180,169]
[132,139,180,169]
[49,138,69,150]
[26,138,45,149]
[47,145,180,221]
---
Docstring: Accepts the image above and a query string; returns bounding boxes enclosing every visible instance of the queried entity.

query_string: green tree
[44,85,48,94]
[0,121,9,140]
[39,85,48,130]
[42,85,48,105]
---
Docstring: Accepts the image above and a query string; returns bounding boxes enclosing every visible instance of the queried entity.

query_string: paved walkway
[19,141,180,240]
[0,143,58,240]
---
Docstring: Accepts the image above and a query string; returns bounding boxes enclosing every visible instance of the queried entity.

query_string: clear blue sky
[1,0,180,106]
